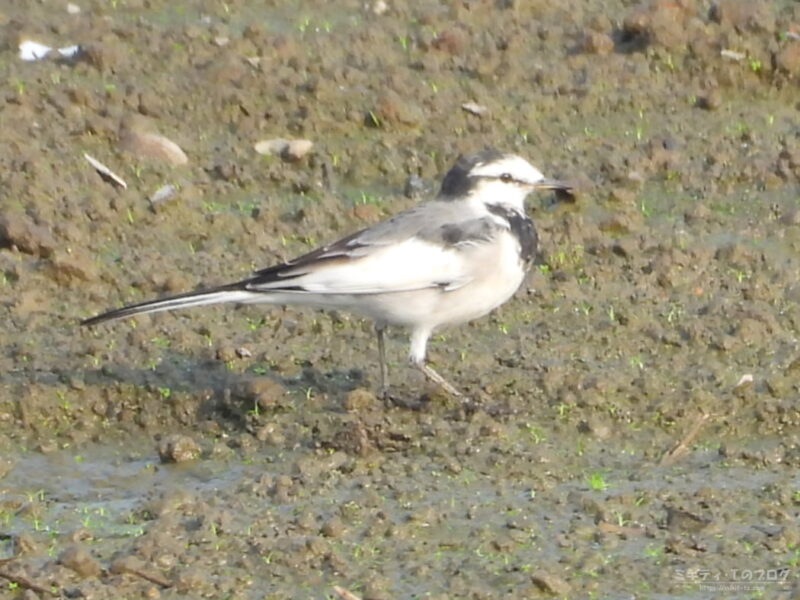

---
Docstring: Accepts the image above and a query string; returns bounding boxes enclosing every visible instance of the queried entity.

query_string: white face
[469,155,546,187]
[467,155,547,212]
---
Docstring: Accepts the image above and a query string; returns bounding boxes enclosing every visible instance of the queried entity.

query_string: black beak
[534,178,573,192]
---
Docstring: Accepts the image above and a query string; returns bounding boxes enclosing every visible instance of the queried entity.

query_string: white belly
[348,231,528,329]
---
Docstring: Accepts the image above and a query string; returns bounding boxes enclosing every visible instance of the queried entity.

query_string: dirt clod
[157,434,201,463]
[531,571,571,595]
[0,214,56,257]
[58,545,102,578]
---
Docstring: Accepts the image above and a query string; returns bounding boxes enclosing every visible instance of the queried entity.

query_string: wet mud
[1,0,800,598]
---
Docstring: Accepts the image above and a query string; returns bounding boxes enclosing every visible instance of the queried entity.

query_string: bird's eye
[500,173,513,183]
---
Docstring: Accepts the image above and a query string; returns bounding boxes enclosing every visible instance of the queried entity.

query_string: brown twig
[333,586,363,600]
[0,566,55,597]
[125,566,173,588]
[660,412,713,466]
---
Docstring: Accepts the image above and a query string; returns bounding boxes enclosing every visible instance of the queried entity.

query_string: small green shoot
[525,423,546,444]
[586,471,608,491]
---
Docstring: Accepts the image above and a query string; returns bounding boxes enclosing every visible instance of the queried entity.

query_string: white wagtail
[82,149,570,399]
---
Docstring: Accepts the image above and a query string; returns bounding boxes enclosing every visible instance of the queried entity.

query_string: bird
[82,149,571,400]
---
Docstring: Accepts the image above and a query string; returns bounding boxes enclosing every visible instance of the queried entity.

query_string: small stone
[148,184,177,206]
[119,116,188,166]
[254,138,289,155]
[321,516,346,538]
[254,138,313,162]
[157,434,201,463]
[59,545,102,577]
[66,3,81,14]
[215,344,238,362]
[582,30,614,54]
[372,0,388,15]
[734,373,754,391]
[697,88,722,110]
[531,571,571,595]
[461,102,488,116]
[283,139,313,161]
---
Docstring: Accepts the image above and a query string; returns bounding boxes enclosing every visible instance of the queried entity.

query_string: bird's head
[439,149,571,212]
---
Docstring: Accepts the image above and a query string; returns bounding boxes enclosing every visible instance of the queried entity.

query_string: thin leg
[375,323,389,398]
[409,327,466,399]
[415,361,465,399]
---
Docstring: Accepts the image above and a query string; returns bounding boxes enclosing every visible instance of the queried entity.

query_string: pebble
[148,184,177,206]
[697,88,722,110]
[254,138,313,162]
[119,116,188,166]
[321,516,346,538]
[284,139,313,161]
[530,571,571,595]
[461,102,488,116]
[582,30,614,54]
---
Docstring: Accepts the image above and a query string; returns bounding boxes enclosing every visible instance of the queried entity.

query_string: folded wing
[242,209,502,296]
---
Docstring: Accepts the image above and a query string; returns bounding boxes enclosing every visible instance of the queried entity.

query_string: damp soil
[1,0,800,598]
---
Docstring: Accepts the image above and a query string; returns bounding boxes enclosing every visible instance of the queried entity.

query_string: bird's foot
[416,362,471,403]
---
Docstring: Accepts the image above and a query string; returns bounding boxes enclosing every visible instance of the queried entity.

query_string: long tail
[81,284,258,327]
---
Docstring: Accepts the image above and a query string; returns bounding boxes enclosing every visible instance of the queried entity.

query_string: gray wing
[242,202,504,293]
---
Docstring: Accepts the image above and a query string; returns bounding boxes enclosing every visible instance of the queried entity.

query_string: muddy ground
[1,0,800,598]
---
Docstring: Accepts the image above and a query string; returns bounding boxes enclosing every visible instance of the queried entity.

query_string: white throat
[468,178,531,214]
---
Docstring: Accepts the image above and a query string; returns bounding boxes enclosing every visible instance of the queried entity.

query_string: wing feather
[241,206,503,296]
